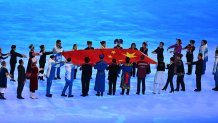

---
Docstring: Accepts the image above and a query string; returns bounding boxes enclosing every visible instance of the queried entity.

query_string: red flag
[62,49,157,65]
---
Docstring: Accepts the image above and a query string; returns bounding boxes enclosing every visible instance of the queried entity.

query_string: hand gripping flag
[62,49,157,65]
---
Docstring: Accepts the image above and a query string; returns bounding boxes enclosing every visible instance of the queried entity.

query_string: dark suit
[191,59,203,90]
[10,50,23,78]
[17,65,26,97]
[184,44,195,74]
[81,64,92,95]
[175,60,185,91]
[163,63,175,91]
[107,63,120,95]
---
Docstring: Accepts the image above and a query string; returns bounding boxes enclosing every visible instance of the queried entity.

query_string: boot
[96,92,100,96]
[126,89,130,95]
[1,93,6,100]
[120,89,125,95]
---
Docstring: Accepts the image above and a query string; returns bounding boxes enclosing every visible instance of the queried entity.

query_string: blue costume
[62,62,74,96]
[46,59,64,96]
[55,53,63,78]
[120,63,133,89]
[94,60,108,93]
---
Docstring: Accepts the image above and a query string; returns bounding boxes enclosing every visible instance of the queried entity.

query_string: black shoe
[194,89,201,92]
[107,93,112,95]
[46,94,52,97]
[174,89,179,91]
[80,94,86,97]
[68,95,74,98]
[136,92,140,95]
[181,89,185,91]
[169,90,174,93]
[0,93,6,100]
[212,87,218,91]
[17,96,24,99]
[186,73,191,75]
[10,79,16,82]
[112,93,115,96]
[54,77,58,80]
[142,92,145,95]
[61,94,67,97]
[96,93,100,96]
[57,77,61,79]
[126,92,129,95]
[162,88,166,91]
[100,93,103,96]
[120,92,124,95]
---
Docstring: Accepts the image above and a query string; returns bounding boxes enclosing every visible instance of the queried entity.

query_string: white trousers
[154,71,165,93]
[0,88,6,93]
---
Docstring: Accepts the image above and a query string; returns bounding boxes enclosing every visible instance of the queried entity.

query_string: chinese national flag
[62,49,157,65]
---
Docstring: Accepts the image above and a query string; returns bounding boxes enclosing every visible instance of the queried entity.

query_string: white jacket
[213,56,218,74]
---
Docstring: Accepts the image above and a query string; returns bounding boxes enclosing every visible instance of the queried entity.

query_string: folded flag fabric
[62,49,157,65]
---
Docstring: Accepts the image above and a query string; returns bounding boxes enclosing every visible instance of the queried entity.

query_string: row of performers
[0,39,217,100]
[0,50,218,100]
[0,38,209,81]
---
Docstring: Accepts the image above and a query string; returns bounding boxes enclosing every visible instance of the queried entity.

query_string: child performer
[174,54,185,92]
[136,55,149,95]
[94,54,108,96]
[53,40,64,80]
[153,60,166,94]
[26,44,39,79]
[212,47,218,91]
[167,38,182,58]
[85,41,94,50]
[129,43,138,77]
[114,39,123,49]
[140,41,151,74]
[61,58,74,98]
[162,57,175,93]
[38,45,53,81]
[100,41,107,49]
[72,44,78,79]
[120,57,133,95]
[17,59,26,99]
[29,58,39,99]
[187,53,203,92]
[46,55,64,97]
[183,40,195,75]
[152,42,164,62]
[80,57,92,97]
[0,61,11,100]
[199,40,208,74]
[107,59,120,95]
[10,45,26,81]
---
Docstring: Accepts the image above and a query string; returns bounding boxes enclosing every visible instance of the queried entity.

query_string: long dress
[26,51,38,77]
[94,60,108,92]
[30,65,38,92]
[120,63,133,89]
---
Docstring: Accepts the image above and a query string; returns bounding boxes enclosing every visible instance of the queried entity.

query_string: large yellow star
[123,52,137,58]
[111,50,116,54]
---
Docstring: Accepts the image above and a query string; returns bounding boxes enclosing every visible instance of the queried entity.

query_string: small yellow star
[108,55,112,58]
[111,51,116,54]
[123,52,137,58]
